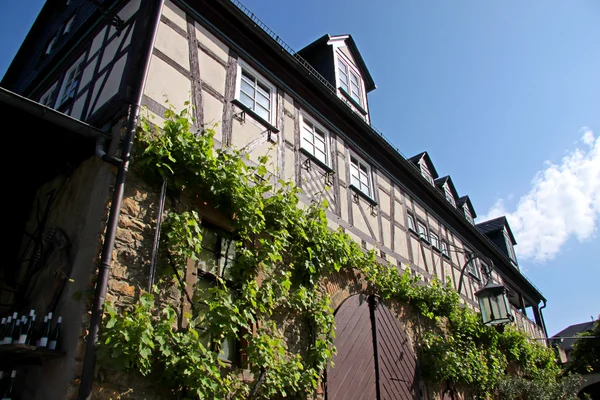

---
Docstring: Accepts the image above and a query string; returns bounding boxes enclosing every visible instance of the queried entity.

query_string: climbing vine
[96,103,579,399]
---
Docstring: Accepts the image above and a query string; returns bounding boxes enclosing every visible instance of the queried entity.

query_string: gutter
[78,0,165,398]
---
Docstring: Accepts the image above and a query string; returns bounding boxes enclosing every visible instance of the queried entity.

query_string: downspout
[78,0,165,398]
[539,299,549,339]
[95,136,121,166]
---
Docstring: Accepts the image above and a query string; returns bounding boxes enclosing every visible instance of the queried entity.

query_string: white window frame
[40,83,58,107]
[467,255,481,280]
[504,230,517,263]
[441,241,449,257]
[349,153,373,198]
[407,214,416,232]
[464,206,474,225]
[336,55,363,106]
[57,55,85,107]
[299,113,329,166]
[417,221,428,241]
[430,231,439,249]
[235,59,277,126]
[444,184,456,207]
[419,160,434,186]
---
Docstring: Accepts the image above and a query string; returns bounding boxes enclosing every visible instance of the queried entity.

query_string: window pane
[407,215,415,230]
[219,336,236,361]
[255,104,269,121]
[315,149,326,163]
[314,138,325,153]
[242,70,255,83]
[256,91,270,109]
[239,92,255,110]
[240,80,255,98]
[257,81,270,98]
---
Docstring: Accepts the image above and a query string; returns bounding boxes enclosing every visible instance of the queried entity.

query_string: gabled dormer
[476,216,519,269]
[408,151,439,186]
[298,34,376,123]
[457,196,477,225]
[434,176,459,208]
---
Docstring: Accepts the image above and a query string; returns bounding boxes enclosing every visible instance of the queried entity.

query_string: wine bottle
[24,315,36,346]
[48,316,62,350]
[2,314,17,345]
[9,320,20,345]
[0,370,16,400]
[17,317,29,345]
[38,316,50,348]
[1,316,11,345]
[0,318,6,342]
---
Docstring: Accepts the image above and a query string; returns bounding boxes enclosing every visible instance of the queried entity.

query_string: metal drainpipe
[539,299,549,338]
[78,0,165,398]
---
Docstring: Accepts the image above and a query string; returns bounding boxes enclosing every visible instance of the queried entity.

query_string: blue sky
[1,1,598,336]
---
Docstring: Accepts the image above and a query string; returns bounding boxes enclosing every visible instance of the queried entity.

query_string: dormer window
[45,34,57,55]
[63,14,75,34]
[337,58,362,105]
[419,161,434,186]
[504,229,517,263]
[464,207,474,225]
[444,185,456,207]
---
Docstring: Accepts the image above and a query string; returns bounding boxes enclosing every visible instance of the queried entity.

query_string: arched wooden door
[327,294,419,400]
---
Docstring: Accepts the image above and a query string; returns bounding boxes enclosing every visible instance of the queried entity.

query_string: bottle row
[0,310,62,351]
[0,370,17,400]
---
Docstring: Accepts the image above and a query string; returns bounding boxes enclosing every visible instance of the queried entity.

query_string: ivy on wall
[96,103,579,399]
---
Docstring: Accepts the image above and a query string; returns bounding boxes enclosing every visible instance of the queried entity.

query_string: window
[504,230,517,263]
[194,225,237,361]
[196,226,236,281]
[300,114,328,165]
[430,232,439,249]
[467,253,480,280]
[417,221,428,241]
[350,154,372,197]
[45,35,57,55]
[235,60,277,125]
[57,56,85,107]
[407,214,416,232]
[420,161,434,186]
[40,83,58,107]
[444,185,456,207]
[441,241,449,257]
[337,58,362,105]
[63,15,75,34]
[464,207,474,225]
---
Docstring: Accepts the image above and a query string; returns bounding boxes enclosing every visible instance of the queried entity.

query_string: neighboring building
[0,0,548,398]
[551,320,600,399]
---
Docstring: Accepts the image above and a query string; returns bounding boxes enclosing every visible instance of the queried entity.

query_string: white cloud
[479,128,600,263]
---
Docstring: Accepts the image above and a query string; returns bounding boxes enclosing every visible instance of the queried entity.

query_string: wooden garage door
[327,295,419,400]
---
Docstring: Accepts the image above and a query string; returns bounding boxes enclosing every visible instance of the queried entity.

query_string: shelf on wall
[0,344,65,366]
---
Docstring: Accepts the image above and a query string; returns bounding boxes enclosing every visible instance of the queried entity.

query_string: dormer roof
[476,216,517,245]
[407,151,439,179]
[457,195,477,218]
[434,175,459,200]
[298,34,376,93]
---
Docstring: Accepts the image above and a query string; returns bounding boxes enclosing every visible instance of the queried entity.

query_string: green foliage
[97,104,572,398]
[569,319,600,374]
